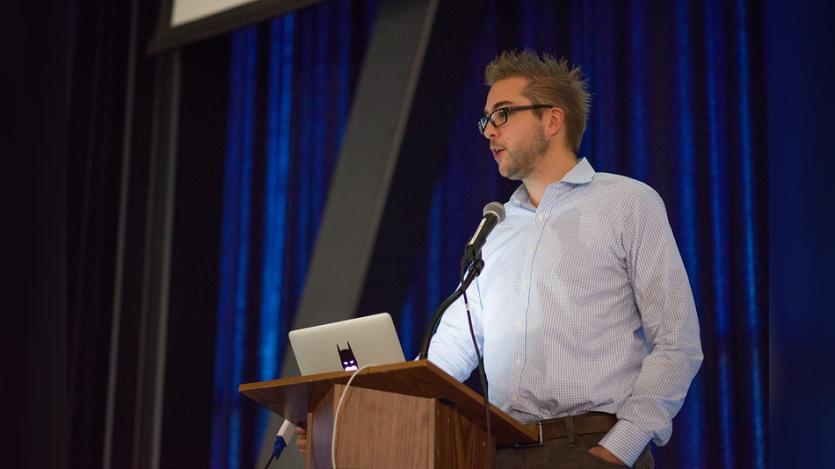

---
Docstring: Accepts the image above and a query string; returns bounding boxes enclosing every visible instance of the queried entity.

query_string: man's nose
[482,121,498,140]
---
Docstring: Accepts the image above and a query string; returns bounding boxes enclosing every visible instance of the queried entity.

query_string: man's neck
[523,151,579,207]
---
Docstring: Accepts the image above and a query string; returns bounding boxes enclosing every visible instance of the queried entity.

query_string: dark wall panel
[160,35,230,469]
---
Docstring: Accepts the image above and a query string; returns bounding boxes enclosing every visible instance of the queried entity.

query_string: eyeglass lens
[479,108,508,134]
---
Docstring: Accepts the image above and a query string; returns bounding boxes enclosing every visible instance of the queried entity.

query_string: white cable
[331,365,373,469]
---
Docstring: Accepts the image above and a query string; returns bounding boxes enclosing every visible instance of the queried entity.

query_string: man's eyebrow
[483,100,515,115]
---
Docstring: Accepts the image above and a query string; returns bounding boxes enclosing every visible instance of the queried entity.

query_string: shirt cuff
[597,419,652,467]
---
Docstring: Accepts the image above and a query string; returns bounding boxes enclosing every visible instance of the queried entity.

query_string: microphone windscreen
[482,201,506,222]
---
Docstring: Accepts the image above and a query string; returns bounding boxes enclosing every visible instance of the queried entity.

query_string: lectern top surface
[239,360,541,446]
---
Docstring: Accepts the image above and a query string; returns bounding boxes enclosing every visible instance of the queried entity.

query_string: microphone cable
[460,258,492,469]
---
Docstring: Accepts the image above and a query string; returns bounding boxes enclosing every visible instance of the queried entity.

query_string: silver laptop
[288,313,406,375]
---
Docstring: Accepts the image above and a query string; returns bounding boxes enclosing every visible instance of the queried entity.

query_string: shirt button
[516,319,523,329]
[522,281,529,289]
[527,245,534,253]
[537,214,545,222]
[515,357,522,365]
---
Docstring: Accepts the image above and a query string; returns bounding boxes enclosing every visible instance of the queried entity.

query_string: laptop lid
[288,312,406,375]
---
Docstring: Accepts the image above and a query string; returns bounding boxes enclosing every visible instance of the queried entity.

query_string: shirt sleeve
[425,281,484,383]
[598,188,703,466]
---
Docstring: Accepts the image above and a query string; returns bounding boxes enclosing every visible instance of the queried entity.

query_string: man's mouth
[491,147,505,160]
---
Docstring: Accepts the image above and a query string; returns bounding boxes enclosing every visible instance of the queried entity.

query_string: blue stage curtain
[209,2,377,468]
[214,1,766,467]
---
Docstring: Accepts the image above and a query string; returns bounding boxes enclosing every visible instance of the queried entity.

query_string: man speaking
[296,50,701,468]
[426,50,703,468]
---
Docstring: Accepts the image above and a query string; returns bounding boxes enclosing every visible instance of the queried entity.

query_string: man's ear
[544,107,565,138]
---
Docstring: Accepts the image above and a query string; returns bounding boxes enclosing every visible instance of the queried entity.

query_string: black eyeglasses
[478,104,554,135]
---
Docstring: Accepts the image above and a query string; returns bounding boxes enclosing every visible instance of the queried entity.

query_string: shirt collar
[509,157,596,206]
[561,157,596,185]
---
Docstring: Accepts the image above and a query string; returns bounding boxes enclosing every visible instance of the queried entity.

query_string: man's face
[482,77,549,181]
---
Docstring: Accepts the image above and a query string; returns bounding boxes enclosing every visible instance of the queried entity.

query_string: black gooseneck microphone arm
[418,256,484,359]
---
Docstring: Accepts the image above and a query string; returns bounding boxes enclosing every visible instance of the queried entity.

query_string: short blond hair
[484,50,590,153]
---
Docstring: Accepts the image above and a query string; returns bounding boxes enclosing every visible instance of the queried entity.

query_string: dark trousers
[496,432,654,469]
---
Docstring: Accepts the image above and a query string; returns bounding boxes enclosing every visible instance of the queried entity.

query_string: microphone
[463,202,506,263]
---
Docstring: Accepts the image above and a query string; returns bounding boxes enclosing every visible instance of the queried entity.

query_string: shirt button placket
[516,212,540,394]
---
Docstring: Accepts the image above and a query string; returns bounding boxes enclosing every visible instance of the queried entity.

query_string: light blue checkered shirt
[428,158,703,466]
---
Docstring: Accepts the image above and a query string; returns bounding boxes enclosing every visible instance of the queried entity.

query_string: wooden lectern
[239,360,539,468]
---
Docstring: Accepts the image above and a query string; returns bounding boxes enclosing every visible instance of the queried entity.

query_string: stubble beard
[500,129,549,181]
